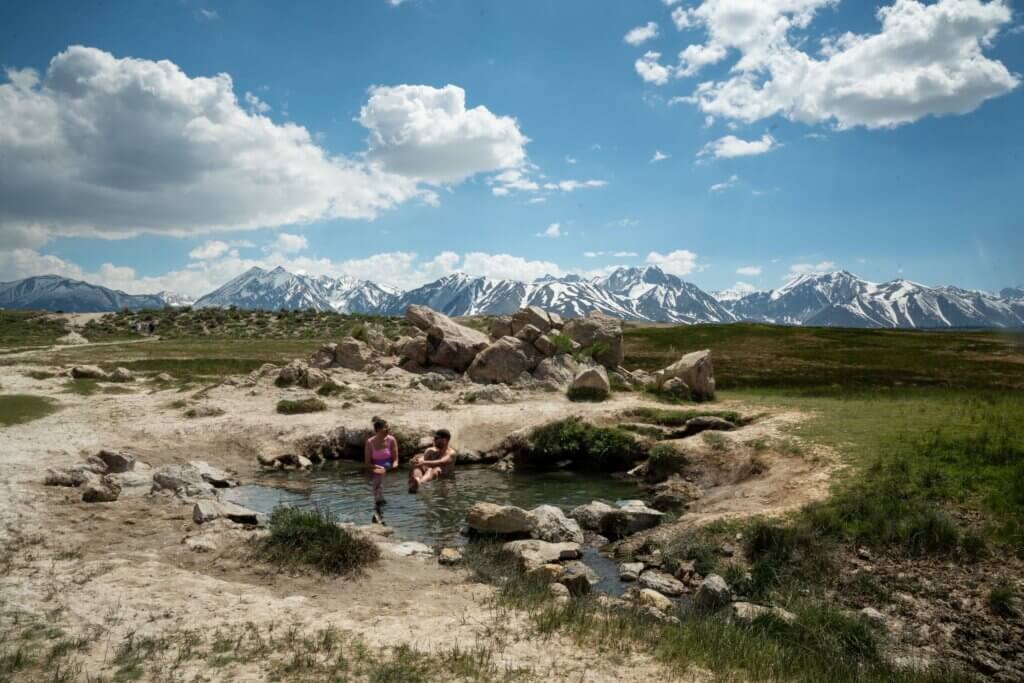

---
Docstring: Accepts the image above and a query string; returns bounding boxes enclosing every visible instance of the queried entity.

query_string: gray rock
[414,372,453,391]
[514,324,543,344]
[44,467,94,487]
[70,365,108,380]
[502,539,582,571]
[154,372,174,382]
[189,461,238,488]
[335,338,374,371]
[549,582,571,601]
[533,334,558,357]
[488,316,514,340]
[619,562,644,582]
[530,505,584,544]
[309,343,337,369]
[108,367,134,383]
[405,305,490,372]
[466,502,536,535]
[383,541,434,557]
[569,501,617,531]
[636,587,675,613]
[695,574,731,610]
[532,354,580,390]
[395,335,429,367]
[638,570,687,596]
[570,366,610,398]
[562,312,624,369]
[599,501,664,539]
[463,384,515,404]
[151,464,215,497]
[466,337,541,384]
[511,306,554,335]
[559,560,599,596]
[651,477,703,512]
[653,349,715,402]
[731,601,797,624]
[438,547,463,566]
[97,449,136,473]
[301,367,330,389]
[859,607,887,629]
[81,475,121,503]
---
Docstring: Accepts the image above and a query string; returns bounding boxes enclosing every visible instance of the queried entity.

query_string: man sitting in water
[408,428,457,493]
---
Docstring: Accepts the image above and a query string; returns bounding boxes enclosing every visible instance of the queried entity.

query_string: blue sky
[1,0,1022,297]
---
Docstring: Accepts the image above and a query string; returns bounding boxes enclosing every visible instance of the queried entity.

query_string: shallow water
[225,461,641,549]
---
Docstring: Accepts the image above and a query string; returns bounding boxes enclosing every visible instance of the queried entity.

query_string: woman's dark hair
[434,428,451,440]
[373,419,387,431]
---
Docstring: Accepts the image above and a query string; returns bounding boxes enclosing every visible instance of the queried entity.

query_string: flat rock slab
[502,539,582,571]
[193,500,262,525]
[380,541,433,558]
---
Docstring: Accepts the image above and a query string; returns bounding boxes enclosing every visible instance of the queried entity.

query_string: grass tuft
[276,397,327,415]
[525,417,642,471]
[253,507,379,576]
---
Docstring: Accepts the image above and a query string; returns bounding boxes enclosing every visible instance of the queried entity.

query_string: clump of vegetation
[566,385,608,402]
[988,579,1019,618]
[525,417,642,471]
[0,310,70,348]
[549,332,575,355]
[702,431,731,453]
[276,397,327,415]
[24,370,56,380]
[624,406,748,427]
[0,395,60,427]
[184,406,225,418]
[253,507,379,576]
[619,423,666,440]
[646,443,686,481]
[315,380,346,397]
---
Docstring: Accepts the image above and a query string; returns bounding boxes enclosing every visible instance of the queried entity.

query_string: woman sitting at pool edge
[365,418,398,507]
[408,428,456,494]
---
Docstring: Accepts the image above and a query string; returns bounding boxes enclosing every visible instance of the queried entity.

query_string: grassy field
[0,394,59,427]
[0,311,69,349]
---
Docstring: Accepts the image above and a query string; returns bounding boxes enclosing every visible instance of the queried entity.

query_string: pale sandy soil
[0,340,837,681]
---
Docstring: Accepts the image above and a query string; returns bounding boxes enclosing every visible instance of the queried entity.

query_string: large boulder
[301,367,330,389]
[362,325,391,354]
[466,502,536,535]
[530,505,584,544]
[488,316,513,340]
[405,305,490,372]
[466,337,541,384]
[533,354,580,390]
[395,335,429,367]
[511,307,553,335]
[599,500,665,540]
[502,539,581,572]
[514,324,543,344]
[653,350,716,402]
[81,475,121,503]
[275,361,306,387]
[335,338,374,371]
[562,311,623,369]
[569,501,617,531]
[559,560,600,596]
[569,366,610,400]
[310,343,337,369]
[108,367,134,383]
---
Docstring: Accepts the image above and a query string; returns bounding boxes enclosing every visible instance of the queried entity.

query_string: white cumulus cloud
[635,51,673,85]
[737,265,763,276]
[710,174,739,192]
[190,241,230,260]
[787,260,837,277]
[264,233,309,254]
[0,46,432,241]
[656,0,1019,129]
[646,249,699,275]
[625,22,660,46]
[700,134,779,159]
[537,223,564,239]
[359,83,529,184]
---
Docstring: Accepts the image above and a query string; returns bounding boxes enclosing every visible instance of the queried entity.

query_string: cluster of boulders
[43,450,260,529]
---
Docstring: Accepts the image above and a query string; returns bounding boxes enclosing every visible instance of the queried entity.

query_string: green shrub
[566,386,608,402]
[702,432,730,452]
[254,507,379,575]
[988,579,1018,618]
[276,397,327,414]
[316,381,345,397]
[549,333,575,354]
[526,417,642,471]
[646,443,685,481]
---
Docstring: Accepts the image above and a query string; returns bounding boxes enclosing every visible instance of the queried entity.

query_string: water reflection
[225,461,640,548]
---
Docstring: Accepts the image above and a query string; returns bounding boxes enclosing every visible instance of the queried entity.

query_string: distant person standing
[365,418,398,513]
[408,429,457,493]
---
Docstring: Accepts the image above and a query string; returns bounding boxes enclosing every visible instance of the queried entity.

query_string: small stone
[695,574,731,610]
[384,541,433,558]
[184,536,218,553]
[619,562,644,582]
[71,365,108,380]
[438,548,463,566]
[155,372,174,382]
[97,449,136,473]
[549,582,571,603]
[529,563,565,583]
[530,504,584,544]
[859,607,887,629]
[637,588,675,614]
[81,475,121,503]
[44,467,92,487]
[731,601,797,625]
[560,561,599,596]
[638,570,687,597]
[108,367,134,383]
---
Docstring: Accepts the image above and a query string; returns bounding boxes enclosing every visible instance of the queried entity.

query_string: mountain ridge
[3,268,1022,329]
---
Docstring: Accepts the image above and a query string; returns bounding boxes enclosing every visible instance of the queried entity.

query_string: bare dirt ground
[0,340,835,681]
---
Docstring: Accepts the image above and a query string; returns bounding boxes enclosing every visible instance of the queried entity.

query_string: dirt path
[0,354,834,681]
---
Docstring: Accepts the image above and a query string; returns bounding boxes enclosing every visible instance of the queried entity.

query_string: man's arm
[428,448,457,467]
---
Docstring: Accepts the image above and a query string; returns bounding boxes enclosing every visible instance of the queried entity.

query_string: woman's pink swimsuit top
[369,435,396,467]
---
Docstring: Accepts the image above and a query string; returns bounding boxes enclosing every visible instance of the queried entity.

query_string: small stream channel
[224,462,643,594]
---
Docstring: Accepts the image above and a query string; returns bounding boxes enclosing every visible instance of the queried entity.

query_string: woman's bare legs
[408,466,441,493]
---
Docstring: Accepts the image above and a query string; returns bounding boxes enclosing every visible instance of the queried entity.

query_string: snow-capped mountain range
[2,267,1022,329]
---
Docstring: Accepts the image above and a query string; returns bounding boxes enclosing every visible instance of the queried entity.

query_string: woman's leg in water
[372,471,384,503]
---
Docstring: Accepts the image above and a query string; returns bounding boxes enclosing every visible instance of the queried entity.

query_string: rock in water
[97,449,136,473]
[569,501,617,531]
[619,562,644,582]
[81,475,121,503]
[466,337,540,384]
[466,502,536,535]
[559,560,599,596]
[530,505,584,544]
[599,501,664,539]
[502,539,582,571]
[694,574,731,610]
[638,570,687,597]
[405,305,490,372]
[562,312,624,369]
[653,349,715,401]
